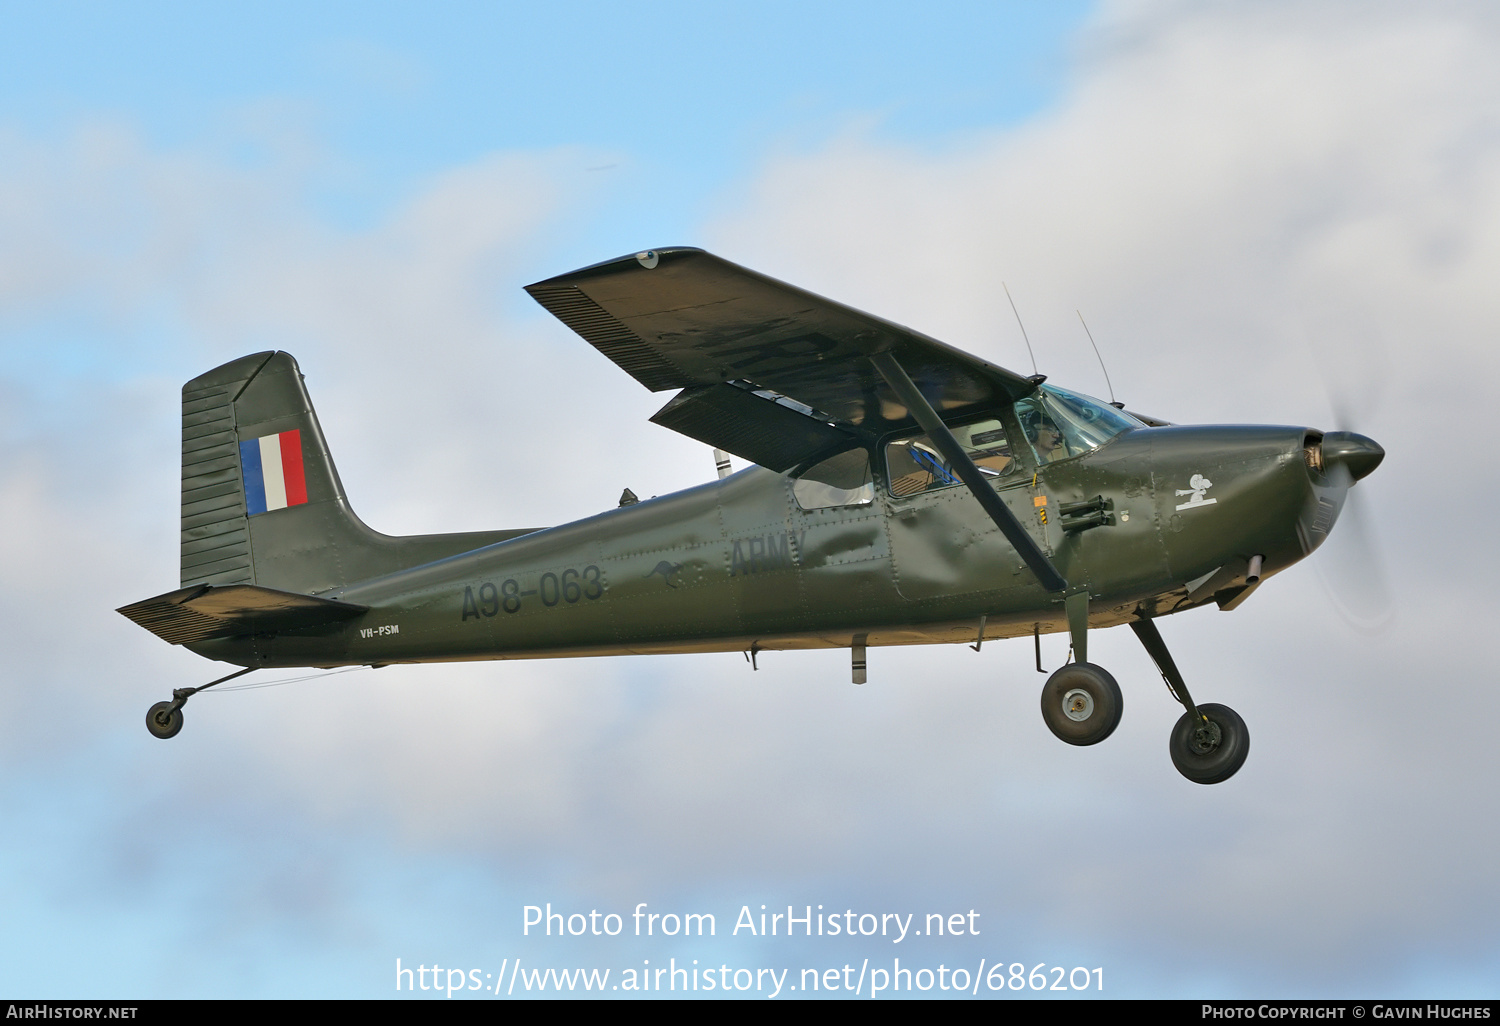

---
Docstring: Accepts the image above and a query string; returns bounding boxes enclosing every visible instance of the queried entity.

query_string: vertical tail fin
[180,351,532,595]
[180,351,357,593]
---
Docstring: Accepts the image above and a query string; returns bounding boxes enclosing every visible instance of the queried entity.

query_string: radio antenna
[1076,310,1116,406]
[1002,282,1039,377]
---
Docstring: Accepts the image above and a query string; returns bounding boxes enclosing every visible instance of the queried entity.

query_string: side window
[884,418,1014,498]
[793,448,875,511]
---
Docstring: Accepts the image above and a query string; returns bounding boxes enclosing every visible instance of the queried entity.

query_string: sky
[2,0,1498,1000]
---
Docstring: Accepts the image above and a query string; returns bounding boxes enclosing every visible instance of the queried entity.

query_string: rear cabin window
[884,418,1015,498]
[793,448,876,510]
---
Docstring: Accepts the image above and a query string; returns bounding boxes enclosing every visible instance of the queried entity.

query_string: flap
[649,383,857,473]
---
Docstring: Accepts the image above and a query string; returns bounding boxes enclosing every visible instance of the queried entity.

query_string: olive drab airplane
[119,247,1384,784]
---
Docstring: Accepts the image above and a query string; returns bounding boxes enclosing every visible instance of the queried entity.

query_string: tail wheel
[146,701,183,740]
[1169,702,1249,784]
[1040,662,1122,746]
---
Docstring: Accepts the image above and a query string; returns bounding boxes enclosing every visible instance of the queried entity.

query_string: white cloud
[709,2,1500,434]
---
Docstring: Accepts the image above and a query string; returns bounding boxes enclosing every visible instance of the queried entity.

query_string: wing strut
[869,352,1067,593]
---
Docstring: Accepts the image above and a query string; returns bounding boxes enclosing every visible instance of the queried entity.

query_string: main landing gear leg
[1039,592,1123,746]
[145,667,254,740]
[1129,618,1249,784]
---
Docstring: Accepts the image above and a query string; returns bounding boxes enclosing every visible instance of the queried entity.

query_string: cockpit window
[1015,385,1139,464]
[884,418,1015,498]
[793,448,875,510]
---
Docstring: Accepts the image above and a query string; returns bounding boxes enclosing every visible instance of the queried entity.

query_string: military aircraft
[118,247,1384,784]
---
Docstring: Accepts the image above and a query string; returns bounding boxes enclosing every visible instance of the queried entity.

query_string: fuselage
[192,420,1339,670]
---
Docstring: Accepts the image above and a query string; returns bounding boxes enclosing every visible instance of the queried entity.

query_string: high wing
[525,248,1040,472]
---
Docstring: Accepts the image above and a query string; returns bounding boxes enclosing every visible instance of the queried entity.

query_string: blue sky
[3,0,1500,1001]
[0,2,1085,238]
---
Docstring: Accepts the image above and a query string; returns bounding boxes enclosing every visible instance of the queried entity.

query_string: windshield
[1015,385,1140,464]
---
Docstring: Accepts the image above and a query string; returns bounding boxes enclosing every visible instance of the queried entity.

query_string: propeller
[1310,420,1394,635]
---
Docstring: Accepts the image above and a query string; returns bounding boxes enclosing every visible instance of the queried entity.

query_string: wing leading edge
[525,248,1040,471]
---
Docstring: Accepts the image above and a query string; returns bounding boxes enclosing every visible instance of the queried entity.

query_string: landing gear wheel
[1169,702,1249,784]
[146,701,183,740]
[1040,662,1122,746]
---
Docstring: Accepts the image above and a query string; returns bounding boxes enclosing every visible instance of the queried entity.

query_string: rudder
[180,352,277,589]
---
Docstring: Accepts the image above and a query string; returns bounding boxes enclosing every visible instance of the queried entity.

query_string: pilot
[1031,419,1067,463]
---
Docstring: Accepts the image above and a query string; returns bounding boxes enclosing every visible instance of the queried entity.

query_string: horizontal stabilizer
[118,585,367,646]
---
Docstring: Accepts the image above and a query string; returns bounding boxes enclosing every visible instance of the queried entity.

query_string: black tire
[146,701,183,740]
[1040,662,1123,746]
[1170,702,1249,784]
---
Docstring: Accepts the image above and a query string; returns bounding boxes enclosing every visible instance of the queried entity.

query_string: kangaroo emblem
[644,560,684,588]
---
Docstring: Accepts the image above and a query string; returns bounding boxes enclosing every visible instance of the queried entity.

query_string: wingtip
[525,247,707,290]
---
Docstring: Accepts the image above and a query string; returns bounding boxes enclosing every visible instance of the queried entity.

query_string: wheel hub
[1062,688,1095,722]
[1189,718,1222,755]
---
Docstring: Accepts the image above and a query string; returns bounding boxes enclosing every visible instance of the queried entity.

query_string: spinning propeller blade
[1313,422,1393,635]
